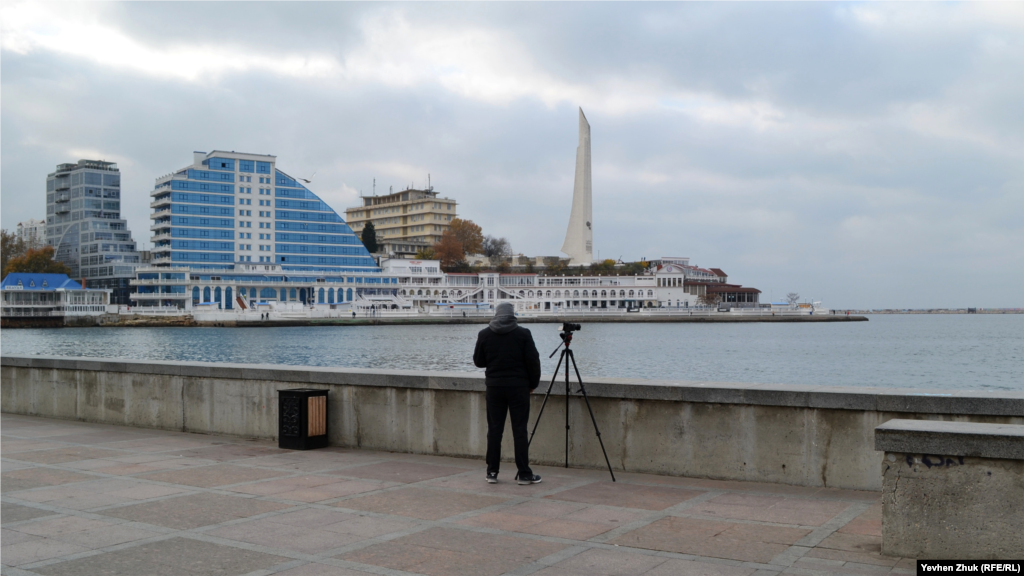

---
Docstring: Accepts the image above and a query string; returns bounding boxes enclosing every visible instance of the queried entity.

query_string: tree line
[1,229,71,279]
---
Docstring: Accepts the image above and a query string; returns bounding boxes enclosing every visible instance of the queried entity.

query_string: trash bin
[278,388,328,450]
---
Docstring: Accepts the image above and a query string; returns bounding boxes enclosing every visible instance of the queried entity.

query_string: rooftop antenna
[373,178,376,196]
[428,174,431,191]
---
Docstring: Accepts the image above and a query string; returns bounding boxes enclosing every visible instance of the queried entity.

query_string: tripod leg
[567,350,617,482]
[565,345,571,468]
[528,349,564,447]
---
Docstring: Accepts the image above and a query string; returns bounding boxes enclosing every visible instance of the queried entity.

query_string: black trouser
[485,386,533,477]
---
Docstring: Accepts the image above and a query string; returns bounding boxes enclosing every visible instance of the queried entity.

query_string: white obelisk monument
[561,108,593,265]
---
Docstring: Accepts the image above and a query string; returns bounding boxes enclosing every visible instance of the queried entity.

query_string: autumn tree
[544,260,566,275]
[3,246,72,277]
[448,218,484,255]
[588,259,617,275]
[414,247,436,260]
[361,222,379,253]
[432,231,466,272]
[699,291,722,307]
[1,229,27,276]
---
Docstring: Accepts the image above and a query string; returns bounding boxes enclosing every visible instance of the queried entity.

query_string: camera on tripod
[532,320,616,481]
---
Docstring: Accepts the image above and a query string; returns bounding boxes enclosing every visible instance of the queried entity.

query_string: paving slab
[1,414,912,575]
[31,537,289,576]
[1,502,57,523]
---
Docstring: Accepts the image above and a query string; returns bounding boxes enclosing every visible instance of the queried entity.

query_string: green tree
[361,222,379,253]
[1,229,27,276]
[619,261,648,276]
[482,236,512,259]
[588,259,617,275]
[544,261,565,276]
[3,246,71,277]
[414,247,436,260]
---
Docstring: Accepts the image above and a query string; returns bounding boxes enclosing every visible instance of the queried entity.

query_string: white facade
[383,258,698,311]
[16,218,46,249]
[561,108,593,266]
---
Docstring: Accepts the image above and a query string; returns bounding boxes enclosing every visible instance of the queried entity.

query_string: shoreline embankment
[2,354,1019,491]
[4,314,869,328]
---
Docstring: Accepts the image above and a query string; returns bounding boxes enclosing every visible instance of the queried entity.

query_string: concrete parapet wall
[876,420,1024,559]
[2,355,1022,491]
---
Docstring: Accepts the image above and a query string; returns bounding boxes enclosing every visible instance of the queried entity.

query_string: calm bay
[2,314,1021,391]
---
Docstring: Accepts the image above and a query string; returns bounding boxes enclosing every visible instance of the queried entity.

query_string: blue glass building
[134,151,390,309]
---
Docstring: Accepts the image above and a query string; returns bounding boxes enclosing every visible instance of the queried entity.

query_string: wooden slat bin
[278,388,329,450]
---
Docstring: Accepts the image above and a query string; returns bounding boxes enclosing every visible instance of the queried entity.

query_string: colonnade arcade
[190,285,356,309]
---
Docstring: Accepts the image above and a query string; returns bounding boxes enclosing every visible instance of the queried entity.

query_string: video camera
[560,322,582,332]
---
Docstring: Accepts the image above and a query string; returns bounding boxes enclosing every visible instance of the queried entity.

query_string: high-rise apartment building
[16,218,46,249]
[344,188,458,249]
[134,151,382,309]
[45,160,141,304]
[149,150,377,273]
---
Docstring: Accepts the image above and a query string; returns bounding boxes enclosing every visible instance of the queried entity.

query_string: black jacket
[473,325,541,389]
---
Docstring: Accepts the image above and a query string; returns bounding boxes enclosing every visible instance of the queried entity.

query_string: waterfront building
[344,187,458,247]
[381,257,759,312]
[16,218,46,249]
[134,150,383,309]
[651,262,760,307]
[133,252,758,313]
[561,108,593,266]
[45,160,142,304]
[1,273,110,328]
[129,147,761,314]
[376,239,433,259]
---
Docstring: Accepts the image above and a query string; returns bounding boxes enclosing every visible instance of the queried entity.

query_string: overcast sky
[2,2,1022,308]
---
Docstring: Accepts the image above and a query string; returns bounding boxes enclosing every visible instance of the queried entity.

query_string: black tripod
[528,329,616,481]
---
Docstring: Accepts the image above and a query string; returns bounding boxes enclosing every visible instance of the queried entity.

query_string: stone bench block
[875,419,1024,559]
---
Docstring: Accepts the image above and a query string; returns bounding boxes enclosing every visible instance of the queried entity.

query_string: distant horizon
[3,2,1021,309]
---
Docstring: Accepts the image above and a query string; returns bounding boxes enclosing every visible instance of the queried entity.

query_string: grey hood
[488,303,518,334]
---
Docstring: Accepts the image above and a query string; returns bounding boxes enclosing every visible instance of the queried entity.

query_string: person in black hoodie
[473,302,543,485]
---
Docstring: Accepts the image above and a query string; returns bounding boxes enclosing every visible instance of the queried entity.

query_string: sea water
[2,314,1021,391]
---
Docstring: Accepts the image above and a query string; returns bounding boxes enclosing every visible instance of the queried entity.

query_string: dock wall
[2,355,1021,491]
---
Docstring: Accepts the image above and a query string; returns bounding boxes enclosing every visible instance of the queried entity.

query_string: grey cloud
[2,3,1022,308]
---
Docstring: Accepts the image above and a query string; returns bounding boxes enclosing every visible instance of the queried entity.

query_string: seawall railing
[2,355,1020,491]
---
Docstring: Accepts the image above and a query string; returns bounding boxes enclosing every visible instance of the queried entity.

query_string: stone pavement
[1,414,913,576]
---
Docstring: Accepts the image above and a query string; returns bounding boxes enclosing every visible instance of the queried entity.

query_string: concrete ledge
[3,355,1022,415]
[877,420,1024,559]
[3,355,1023,491]
[876,419,1024,460]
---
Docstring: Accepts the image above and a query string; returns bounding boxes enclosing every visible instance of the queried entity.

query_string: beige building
[345,188,458,247]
